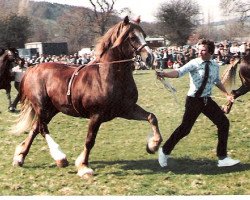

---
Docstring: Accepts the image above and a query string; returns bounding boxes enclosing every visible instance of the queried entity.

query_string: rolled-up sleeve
[176,60,197,77]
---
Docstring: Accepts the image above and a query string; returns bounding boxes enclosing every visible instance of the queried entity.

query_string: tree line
[0,0,249,53]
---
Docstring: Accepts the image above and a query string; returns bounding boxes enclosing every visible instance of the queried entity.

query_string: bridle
[127,37,149,57]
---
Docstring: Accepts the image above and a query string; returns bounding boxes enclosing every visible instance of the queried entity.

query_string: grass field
[0,67,249,195]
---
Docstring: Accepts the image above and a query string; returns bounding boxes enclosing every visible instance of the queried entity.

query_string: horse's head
[7,48,22,62]
[95,16,154,67]
[0,48,23,77]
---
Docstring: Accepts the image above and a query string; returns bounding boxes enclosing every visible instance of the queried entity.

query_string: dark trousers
[162,96,229,158]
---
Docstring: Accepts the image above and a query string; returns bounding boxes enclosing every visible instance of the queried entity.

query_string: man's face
[198,44,211,61]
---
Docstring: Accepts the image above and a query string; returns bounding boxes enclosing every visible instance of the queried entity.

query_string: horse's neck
[0,60,8,78]
[0,52,7,65]
[0,52,8,75]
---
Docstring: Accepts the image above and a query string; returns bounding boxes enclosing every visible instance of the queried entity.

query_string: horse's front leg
[222,101,234,114]
[75,114,102,178]
[121,104,162,154]
[222,85,250,114]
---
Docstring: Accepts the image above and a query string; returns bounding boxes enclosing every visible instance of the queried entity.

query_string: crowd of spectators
[20,40,250,70]
[23,52,95,67]
[152,40,250,70]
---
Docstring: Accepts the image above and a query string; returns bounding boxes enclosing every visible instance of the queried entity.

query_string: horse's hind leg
[121,104,162,154]
[13,120,68,168]
[75,114,102,178]
[13,122,39,167]
[38,118,68,167]
[44,133,69,168]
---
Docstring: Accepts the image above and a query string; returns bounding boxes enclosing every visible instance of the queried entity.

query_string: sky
[33,0,222,23]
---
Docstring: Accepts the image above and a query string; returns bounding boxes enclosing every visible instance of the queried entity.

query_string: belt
[188,96,210,105]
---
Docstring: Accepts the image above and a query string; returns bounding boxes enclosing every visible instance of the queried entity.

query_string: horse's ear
[123,16,129,25]
[133,16,141,24]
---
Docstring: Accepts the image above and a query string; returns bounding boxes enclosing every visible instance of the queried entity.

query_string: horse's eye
[130,35,137,41]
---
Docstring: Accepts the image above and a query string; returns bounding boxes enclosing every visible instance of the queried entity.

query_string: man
[156,39,240,167]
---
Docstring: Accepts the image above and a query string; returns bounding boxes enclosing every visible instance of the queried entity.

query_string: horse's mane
[94,21,131,59]
[95,19,146,58]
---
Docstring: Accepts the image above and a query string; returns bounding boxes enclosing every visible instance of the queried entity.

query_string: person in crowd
[173,60,180,69]
[156,39,240,168]
[35,54,47,63]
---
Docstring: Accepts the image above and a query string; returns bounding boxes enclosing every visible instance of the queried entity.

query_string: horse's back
[22,63,75,102]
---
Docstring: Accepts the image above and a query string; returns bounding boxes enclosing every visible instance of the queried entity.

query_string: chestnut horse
[11,16,162,178]
[221,49,250,114]
[0,48,22,110]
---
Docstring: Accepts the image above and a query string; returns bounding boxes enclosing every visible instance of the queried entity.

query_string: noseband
[136,43,148,53]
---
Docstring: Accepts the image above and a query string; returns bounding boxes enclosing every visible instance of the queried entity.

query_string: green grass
[0,67,249,195]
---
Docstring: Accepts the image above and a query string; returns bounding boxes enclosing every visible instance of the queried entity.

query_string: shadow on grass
[20,157,249,176]
[91,157,250,175]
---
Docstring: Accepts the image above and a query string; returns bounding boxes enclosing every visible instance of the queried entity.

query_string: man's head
[197,39,215,61]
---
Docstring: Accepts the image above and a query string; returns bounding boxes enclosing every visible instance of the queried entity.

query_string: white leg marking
[75,152,84,167]
[45,134,66,161]
[77,167,94,177]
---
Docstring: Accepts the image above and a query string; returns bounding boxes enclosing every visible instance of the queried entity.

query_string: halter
[127,38,149,56]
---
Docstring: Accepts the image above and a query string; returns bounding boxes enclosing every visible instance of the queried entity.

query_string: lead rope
[154,69,179,105]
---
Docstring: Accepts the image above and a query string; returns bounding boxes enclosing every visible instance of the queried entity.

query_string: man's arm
[156,70,179,79]
[216,81,234,102]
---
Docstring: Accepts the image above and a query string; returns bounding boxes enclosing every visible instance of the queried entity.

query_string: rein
[154,69,178,104]
[90,57,136,66]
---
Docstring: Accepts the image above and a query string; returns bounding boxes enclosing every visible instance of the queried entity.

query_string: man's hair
[198,39,215,55]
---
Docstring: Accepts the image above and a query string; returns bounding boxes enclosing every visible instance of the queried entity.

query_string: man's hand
[226,93,234,103]
[156,71,165,79]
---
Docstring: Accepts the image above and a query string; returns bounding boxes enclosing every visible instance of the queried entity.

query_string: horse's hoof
[146,136,161,154]
[146,144,156,154]
[146,144,159,154]
[12,159,24,167]
[77,167,94,179]
[221,106,229,114]
[56,158,69,168]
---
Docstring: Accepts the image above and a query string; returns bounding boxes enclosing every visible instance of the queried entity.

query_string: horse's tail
[10,98,36,135]
[221,58,240,91]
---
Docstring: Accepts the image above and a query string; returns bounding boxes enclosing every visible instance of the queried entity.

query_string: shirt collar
[197,57,213,65]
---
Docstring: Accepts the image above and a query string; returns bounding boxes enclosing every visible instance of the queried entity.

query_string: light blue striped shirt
[176,57,220,97]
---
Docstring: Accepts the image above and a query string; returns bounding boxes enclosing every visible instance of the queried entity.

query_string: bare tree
[156,0,200,45]
[88,0,118,36]
[57,8,96,52]
[220,0,250,24]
